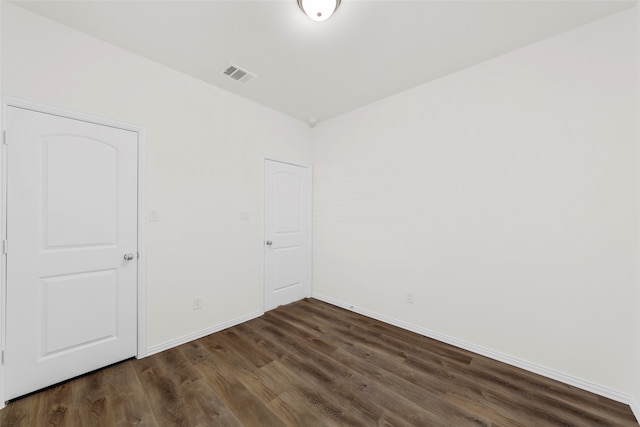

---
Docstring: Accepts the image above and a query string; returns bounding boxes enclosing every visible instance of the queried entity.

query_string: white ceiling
[12,0,636,125]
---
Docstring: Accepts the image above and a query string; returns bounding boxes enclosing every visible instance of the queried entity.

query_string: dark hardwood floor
[1,298,637,426]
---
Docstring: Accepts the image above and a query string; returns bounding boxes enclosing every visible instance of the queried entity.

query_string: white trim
[260,156,266,311]
[1,97,143,134]
[307,165,313,299]
[146,310,263,357]
[631,396,640,424]
[0,100,7,410]
[136,128,148,359]
[313,292,636,408]
[0,97,147,405]
[635,4,640,425]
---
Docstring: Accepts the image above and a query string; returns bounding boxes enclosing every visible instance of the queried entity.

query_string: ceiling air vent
[222,63,256,84]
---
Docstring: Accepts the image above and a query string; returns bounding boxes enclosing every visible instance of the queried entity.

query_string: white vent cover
[222,63,256,84]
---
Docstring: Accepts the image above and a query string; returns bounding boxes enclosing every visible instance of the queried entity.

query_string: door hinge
[2,130,6,145]
[2,350,4,364]
[2,240,7,254]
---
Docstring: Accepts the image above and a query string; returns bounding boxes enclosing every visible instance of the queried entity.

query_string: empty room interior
[1,0,640,425]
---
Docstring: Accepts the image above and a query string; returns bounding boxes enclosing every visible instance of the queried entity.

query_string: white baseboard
[145,310,263,357]
[312,293,634,408]
[631,396,640,424]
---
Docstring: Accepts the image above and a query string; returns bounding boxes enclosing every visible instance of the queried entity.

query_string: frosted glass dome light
[297,0,341,22]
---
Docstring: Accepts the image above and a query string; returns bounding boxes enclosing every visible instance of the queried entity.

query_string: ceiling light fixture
[297,0,341,22]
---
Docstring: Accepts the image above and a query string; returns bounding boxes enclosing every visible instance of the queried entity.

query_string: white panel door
[5,106,138,400]
[264,160,311,311]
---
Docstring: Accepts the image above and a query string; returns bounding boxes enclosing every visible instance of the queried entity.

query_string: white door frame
[262,157,313,312]
[0,98,148,407]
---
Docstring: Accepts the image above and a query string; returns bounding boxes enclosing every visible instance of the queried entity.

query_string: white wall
[1,4,312,350]
[313,7,638,398]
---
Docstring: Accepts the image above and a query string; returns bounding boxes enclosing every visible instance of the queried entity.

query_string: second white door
[264,160,311,311]
[4,106,139,400]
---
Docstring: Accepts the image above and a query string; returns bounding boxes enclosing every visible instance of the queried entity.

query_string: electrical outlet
[193,296,203,310]
[406,293,415,304]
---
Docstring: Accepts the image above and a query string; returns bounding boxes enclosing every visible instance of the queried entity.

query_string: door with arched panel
[264,159,311,311]
[4,106,138,400]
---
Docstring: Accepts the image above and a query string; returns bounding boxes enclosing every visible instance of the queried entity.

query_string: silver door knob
[266,241,273,246]
[124,253,135,261]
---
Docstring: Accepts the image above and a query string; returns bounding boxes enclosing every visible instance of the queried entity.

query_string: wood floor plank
[440,355,631,426]
[443,391,527,427]
[257,315,486,426]
[71,368,116,426]
[254,316,401,425]
[322,329,451,396]
[266,304,327,338]
[217,328,275,368]
[35,381,73,426]
[178,337,219,367]
[156,347,203,386]
[105,360,158,427]
[0,397,29,427]
[233,320,290,360]
[132,367,185,426]
[468,355,632,425]
[198,331,280,403]
[260,360,371,426]
[192,357,284,427]
[132,350,200,427]
[1,298,637,426]
[265,391,331,427]
[176,378,243,427]
[260,313,338,357]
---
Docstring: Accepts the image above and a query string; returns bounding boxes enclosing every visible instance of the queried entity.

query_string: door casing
[0,97,147,407]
